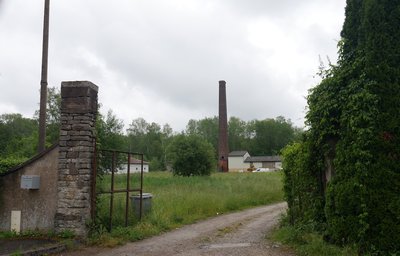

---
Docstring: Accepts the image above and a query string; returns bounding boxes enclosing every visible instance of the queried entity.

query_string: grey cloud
[0,0,346,130]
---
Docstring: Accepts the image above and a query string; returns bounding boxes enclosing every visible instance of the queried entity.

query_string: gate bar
[125,153,131,227]
[109,151,116,231]
[94,149,145,231]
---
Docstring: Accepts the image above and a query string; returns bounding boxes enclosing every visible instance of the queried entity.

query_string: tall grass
[91,171,283,245]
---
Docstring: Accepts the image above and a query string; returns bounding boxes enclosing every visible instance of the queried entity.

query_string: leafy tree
[143,122,163,170]
[0,114,38,173]
[127,117,148,137]
[185,119,198,135]
[33,86,61,146]
[250,116,296,155]
[167,135,215,176]
[145,122,163,158]
[95,109,127,175]
[160,123,174,170]
[96,109,126,151]
[185,116,299,157]
[228,116,248,151]
[127,118,174,171]
[185,116,219,151]
[0,88,60,173]
[127,118,148,153]
[0,113,38,158]
[44,87,61,145]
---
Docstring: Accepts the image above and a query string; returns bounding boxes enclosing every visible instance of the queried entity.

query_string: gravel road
[59,202,294,256]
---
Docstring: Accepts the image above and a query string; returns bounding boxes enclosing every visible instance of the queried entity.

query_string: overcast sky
[0,0,346,131]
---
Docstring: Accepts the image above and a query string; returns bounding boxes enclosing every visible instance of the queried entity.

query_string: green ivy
[281,138,325,229]
[283,0,400,254]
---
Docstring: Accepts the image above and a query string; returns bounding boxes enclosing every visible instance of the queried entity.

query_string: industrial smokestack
[218,80,229,172]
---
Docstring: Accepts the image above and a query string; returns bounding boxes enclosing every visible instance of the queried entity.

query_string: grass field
[92,171,284,245]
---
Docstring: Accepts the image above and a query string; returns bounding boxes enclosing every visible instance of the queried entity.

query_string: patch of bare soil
[57,202,295,256]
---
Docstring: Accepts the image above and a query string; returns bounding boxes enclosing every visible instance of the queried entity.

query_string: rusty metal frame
[92,149,144,231]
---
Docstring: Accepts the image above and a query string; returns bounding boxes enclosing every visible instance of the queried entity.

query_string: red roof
[128,156,149,164]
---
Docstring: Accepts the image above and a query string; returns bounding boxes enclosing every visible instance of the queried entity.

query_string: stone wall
[0,145,59,232]
[54,81,98,237]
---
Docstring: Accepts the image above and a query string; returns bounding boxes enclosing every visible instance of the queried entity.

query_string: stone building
[0,81,98,237]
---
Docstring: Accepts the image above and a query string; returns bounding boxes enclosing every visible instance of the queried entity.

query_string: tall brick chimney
[218,80,229,172]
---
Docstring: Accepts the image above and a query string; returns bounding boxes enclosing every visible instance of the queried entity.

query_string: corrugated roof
[228,151,249,157]
[244,155,281,163]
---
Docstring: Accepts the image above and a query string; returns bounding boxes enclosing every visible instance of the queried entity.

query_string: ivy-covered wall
[282,0,400,254]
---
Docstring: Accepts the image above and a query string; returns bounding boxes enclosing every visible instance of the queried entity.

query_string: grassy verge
[0,229,77,255]
[91,171,284,246]
[270,223,357,256]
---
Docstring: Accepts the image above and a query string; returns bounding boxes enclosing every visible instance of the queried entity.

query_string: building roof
[244,155,281,163]
[228,151,249,157]
[128,156,149,165]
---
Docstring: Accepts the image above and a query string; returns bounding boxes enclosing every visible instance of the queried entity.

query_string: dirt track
[59,202,294,256]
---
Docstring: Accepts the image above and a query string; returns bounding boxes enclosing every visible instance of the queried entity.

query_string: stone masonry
[54,81,98,237]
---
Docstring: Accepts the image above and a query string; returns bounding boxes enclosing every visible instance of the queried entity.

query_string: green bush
[167,135,215,176]
[0,156,27,175]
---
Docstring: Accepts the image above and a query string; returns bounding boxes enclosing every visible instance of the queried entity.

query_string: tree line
[0,89,301,173]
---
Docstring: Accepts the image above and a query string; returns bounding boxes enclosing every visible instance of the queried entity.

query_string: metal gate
[91,149,145,231]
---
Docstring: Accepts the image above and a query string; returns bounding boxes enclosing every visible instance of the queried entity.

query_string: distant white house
[228,151,251,172]
[118,157,150,174]
[228,151,282,172]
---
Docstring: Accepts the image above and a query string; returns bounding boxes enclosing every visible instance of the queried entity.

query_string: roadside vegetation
[271,223,357,256]
[91,171,284,246]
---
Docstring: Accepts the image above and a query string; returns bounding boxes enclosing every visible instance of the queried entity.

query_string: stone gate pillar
[55,81,98,237]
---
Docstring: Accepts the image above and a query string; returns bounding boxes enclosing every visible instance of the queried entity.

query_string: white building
[118,157,150,174]
[228,151,251,172]
[228,151,282,172]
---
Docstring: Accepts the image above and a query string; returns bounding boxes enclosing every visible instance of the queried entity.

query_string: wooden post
[38,0,50,152]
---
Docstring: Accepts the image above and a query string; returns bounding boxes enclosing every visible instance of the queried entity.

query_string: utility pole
[218,80,229,172]
[38,0,50,153]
